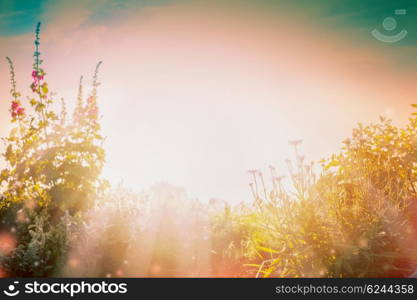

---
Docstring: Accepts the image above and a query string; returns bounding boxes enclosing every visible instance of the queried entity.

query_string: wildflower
[34,70,44,81]
[16,107,25,116]
[289,139,302,147]
[10,101,24,118]
[247,169,258,176]
[11,101,19,110]
[274,176,285,182]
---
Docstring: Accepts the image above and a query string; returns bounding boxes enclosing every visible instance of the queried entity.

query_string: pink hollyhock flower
[11,112,17,118]
[16,107,25,116]
[31,70,44,82]
[11,101,19,110]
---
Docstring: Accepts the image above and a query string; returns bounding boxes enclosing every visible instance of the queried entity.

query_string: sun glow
[1,0,417,280]
[96,4,414,202]
[1,1,416,204]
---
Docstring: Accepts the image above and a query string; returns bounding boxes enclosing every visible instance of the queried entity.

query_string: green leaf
[35,103,45,112]
[257,245,280,254]
[41,83,49,94]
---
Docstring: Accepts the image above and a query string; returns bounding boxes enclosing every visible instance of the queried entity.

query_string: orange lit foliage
[0,23,106,276]
[1,22,417,278]
[222,112,417,277]
[0,23,106,215]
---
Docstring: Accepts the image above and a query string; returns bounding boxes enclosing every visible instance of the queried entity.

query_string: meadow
[1,23,417,278]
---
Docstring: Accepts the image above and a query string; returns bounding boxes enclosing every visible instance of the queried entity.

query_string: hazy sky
[1,0,417,202]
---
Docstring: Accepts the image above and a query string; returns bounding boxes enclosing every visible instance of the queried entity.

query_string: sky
[0,0,417,202]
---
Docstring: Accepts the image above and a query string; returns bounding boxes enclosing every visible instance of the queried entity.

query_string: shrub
[232,114,417,277]
[0,22,106,276]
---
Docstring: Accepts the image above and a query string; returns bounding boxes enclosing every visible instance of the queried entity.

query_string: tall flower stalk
[30,22,49,142]
[1,22,106,213]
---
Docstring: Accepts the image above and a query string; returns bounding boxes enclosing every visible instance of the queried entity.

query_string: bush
[230,115,417,277]
[0,22,105,277]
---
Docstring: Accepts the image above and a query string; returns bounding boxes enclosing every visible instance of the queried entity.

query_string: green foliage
[0,22,106,276]
[0,22,106,215]
[220,113,417,278]
[0,205,76,277]
[1,22,416,279]
[209,206,255,277]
